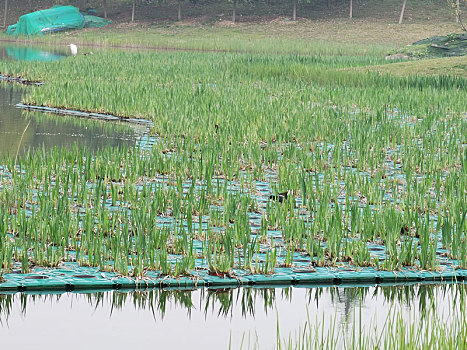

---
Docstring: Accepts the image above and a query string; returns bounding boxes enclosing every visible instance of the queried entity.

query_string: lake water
[0,43,155,157]
[0,283,464,349]
[0,43,69,62]
[0,82,149,157]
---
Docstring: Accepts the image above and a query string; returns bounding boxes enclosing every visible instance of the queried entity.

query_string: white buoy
[69,43,78,56]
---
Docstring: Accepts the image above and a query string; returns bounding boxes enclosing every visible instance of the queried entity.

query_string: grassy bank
[0,20,461,56]
[365,55,467,77]
[1,0,464,56]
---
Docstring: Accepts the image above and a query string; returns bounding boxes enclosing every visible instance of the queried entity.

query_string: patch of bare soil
[173,16,213,26]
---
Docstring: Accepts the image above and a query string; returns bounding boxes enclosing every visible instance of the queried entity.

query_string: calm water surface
[0,44,151,156]
[0,283,464,349]
[0,44,68,62]
[0,84,148,157]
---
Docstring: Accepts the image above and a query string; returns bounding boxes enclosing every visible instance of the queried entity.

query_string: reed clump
[0,49,465,278]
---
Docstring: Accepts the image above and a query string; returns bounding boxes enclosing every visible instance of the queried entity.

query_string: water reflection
[0,83,143,156]
[1,283,464,324]
[0,44,68,62]
[0,283,465,349]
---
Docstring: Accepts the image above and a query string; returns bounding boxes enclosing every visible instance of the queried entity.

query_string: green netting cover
[6,5,111,36]
[83,15,112,28]
[395,33,467,58]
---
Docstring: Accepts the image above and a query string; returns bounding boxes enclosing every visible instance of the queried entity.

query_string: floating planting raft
[17,103,154,126]
[0,265,466,293]
[1,160,464,293]
[0,74,43,86]
[0,51,465,294]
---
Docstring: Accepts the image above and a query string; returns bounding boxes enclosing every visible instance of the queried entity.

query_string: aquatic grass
[253,284,467,350]
[0,25,399,57]
[0,46,465,278]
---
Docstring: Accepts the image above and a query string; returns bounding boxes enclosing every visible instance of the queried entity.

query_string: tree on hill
[2,0,466,28]
[454,0,467,30]
[232,0,237,23]
[291,0,304,21]
[446,0,466,30]
[399,0,407,24]
[177,0,183,20]
[3,0,7,28]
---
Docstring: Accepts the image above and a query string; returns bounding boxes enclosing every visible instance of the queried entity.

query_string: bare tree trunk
[398,0,407,24]
[178,2,181,21]
[349,0,353,18]
[3,0,7,29]
[456,0,460,23]
[28,0,32,10]
[232,0,237,23]
[103,0,107,18]
[131,0,135,22]
[292,0,296,20]
[327,0,331,9]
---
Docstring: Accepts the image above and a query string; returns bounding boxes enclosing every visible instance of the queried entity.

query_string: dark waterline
[0,283,465,349]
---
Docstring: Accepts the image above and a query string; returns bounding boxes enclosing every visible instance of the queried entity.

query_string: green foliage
[0,47,465,277]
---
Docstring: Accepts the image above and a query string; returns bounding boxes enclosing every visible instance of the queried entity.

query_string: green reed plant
[0,44,465,277]
[249,285,467,350]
